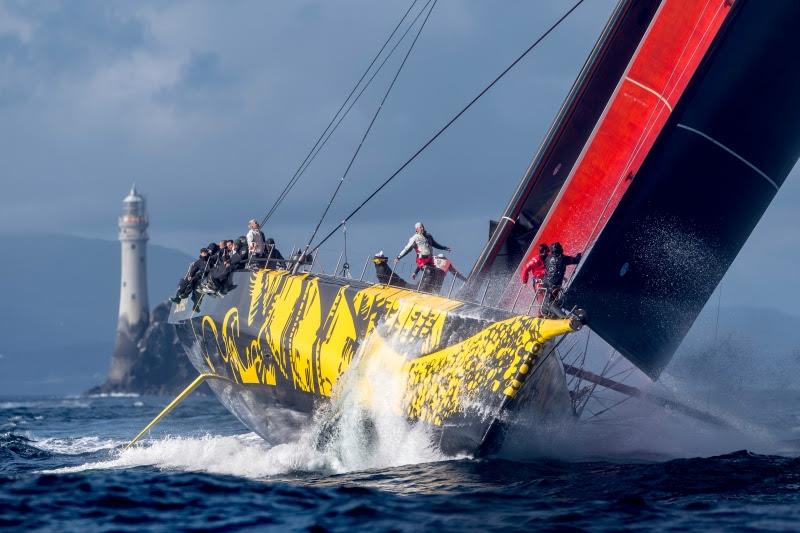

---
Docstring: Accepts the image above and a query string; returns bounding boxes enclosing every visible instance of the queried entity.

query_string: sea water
[2,387,800,531]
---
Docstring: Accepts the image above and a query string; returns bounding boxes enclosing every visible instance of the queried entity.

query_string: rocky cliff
[89,302,198,395]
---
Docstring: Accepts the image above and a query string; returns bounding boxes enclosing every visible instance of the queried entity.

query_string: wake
[45,337,450,479]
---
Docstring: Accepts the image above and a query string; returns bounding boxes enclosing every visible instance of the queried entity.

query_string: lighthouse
[117,184,149,327]
[108,185,150,384]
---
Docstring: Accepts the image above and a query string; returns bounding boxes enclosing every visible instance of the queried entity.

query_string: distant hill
[0,234,192,395]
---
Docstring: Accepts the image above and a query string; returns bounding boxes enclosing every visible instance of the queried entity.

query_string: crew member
[265,238,285,269]
[373,251,407,287]
[246,219,267,261]
[170,248,210,303]
[397,222,450,289]
[541,242,582,318]
[226,240,246,272]
[429,253,466,293]
[236,236,249,261]
[521,243,550,289]
[217,240,229,262]
[205,242,220,271]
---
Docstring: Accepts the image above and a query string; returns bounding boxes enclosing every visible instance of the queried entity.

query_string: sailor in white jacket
[396,222,451,281]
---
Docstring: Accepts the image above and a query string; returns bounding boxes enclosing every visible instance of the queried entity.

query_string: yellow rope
[124,373,230,450]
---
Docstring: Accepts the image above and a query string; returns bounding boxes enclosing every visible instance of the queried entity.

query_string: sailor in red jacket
[521,243,550,287]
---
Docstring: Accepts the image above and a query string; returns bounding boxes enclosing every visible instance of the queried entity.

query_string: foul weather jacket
[398,232,448,266]
[374,262,407,288]
[542,253,582,288]
[187,257,210,280]
[521,255,547,285]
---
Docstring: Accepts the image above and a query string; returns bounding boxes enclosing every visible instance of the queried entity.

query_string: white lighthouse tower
[118,184,150,327]
[108,184,150,384]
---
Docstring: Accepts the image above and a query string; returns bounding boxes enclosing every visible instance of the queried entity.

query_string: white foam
[313,340,448,471]
[33,435,125,455]
[44,433,340,478]
[46,334,451,479]
[88,392,140,398]
[58,400,90,409]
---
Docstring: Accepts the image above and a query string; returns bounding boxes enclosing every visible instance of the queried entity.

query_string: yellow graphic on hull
[195,269,578,425]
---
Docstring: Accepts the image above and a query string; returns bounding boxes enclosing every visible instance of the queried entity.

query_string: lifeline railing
[196,243,562,318]
[242,247,474,303]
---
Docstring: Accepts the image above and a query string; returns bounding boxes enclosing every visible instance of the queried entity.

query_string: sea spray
[50,331,449,478]
[309,331,448,471]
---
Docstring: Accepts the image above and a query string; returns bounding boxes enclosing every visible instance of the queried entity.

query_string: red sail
[466,0,661,291]
[504,0,732,306]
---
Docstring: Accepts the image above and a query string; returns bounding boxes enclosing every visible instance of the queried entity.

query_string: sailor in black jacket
[171,248,210,302]
[226,240,246,271]
[542,242,582,288]
[540,242,581,317]
[373,252,407,287]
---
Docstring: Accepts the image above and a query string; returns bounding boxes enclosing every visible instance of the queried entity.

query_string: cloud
[0,3,33,43]
[1,0,798,318]
[0,1,617,233]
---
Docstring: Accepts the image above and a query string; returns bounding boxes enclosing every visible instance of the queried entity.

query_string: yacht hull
[169,269,578,455]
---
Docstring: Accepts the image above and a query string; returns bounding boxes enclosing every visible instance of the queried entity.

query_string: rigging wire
[309,0,587,253]
[714,281,722,341]
[340,220,350,277]
[300,0,437,261]
[260,0,420,227]
[264,0,435,227]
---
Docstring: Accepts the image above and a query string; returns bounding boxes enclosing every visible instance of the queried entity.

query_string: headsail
[500,0,733,307]
[564,0,800,377]
[466,0,662,293]
[471,0,800,379]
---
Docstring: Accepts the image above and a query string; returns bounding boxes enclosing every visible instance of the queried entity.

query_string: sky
[1,0,798,315]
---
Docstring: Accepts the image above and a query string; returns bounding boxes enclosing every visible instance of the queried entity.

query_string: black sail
[565,0,800,378]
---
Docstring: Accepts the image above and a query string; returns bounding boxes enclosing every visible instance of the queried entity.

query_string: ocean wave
[0,433,52,465]
[32,436,124,456]
[58,400,91,409]
[43,433,338,478]
[87,392,141,398]
[46,339,456,480]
